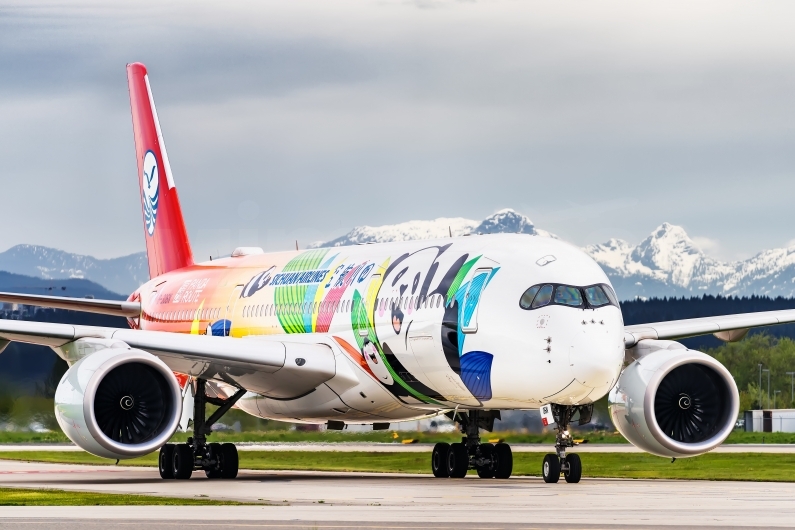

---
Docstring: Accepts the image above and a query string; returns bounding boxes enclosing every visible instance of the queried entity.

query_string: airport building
[744,409,795,432]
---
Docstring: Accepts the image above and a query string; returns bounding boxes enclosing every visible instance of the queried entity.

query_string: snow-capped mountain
[0,245,147,296]
[311,210,795,300]
[6,209,795,301]
[585,223,737,299]
[312,209,555,248]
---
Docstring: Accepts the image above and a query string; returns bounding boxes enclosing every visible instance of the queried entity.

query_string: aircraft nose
[569,315,623,390]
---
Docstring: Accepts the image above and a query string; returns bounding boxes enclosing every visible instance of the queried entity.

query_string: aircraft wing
[624,309,795,347]
[0,291,140,318]
[0,319,342,399]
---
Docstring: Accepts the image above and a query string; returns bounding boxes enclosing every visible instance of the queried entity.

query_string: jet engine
[608,340,739,458]
[54,346,182,459]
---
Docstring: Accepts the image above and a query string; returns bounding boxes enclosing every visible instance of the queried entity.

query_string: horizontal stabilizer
[0,292,140,318]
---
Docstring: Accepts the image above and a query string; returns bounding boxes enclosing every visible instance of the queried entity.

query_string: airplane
[0,62,792,484]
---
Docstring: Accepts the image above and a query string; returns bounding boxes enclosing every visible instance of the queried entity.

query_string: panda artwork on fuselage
[368,243,499,407]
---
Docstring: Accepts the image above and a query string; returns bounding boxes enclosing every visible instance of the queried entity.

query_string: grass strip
[2,450,794,482]
[1,430,794,445]
[0,486,248,506]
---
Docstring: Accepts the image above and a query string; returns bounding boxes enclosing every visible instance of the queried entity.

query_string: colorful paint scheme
[132,232,625,424]
[1,63,770,481]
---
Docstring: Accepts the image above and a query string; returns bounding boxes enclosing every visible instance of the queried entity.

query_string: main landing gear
[541,403,592,484]
[430,410,512,479]
[159,378,246,480]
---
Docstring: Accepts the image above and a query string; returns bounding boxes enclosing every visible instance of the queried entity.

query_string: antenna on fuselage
[295,240,299,251]
[448,226,452,238]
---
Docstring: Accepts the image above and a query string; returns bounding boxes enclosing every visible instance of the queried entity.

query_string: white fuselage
[137,234,625,424]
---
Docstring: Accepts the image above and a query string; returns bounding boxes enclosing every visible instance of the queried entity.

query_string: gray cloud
[1,0,794,261]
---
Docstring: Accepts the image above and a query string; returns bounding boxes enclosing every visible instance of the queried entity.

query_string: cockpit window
[584,285,610,307]
[519,285,541,309]
[519,283,618,311]
[531,284,554,308]
[603,284,619,307]
[554,285,583,307]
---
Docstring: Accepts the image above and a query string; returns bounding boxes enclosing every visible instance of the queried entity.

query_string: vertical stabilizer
[127,62,194,279]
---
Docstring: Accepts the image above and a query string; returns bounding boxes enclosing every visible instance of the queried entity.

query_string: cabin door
[223,285,244,336]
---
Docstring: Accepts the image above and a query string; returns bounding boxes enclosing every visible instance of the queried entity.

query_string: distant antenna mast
[448,226,452,238]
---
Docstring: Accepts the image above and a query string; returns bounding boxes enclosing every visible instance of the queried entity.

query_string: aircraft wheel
[219,443,239,479]
[173,444,194,480]
[158,444,175,479]
[493,443,513,479]
[542,453,560,484]
[564,453,582,483]
[431,443,450,478]
[447,442,468,478]
[205,442,223,479]
[476,443,494,478]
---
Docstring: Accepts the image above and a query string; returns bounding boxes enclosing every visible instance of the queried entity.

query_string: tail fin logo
[141,150,160,236]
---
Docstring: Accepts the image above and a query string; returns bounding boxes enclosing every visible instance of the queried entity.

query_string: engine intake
[608,340,738,458]
[55,346,181,459]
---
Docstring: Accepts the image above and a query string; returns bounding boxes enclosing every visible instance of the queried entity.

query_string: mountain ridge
[312,210,795,300]
[5,210,795,301]
[0,245,147,295]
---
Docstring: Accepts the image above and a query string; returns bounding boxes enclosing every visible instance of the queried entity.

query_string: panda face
[376,247,447,355]
[363,339,393,385]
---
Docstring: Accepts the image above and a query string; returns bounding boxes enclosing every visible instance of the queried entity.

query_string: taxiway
[0,459,794,529]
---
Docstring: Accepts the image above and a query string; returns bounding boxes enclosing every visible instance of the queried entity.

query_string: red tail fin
[127,63,194,279]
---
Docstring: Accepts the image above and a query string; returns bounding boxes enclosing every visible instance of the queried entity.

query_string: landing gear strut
[541,404,591,484]
[159,378,246,480]
[431,410,512,479]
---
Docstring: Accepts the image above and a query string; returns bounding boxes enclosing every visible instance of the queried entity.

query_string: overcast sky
[1,0,795,261]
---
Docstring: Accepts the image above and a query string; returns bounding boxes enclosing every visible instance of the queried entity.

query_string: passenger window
[519,286,541,310]
[555,285,583,307]
[531,285,553,308]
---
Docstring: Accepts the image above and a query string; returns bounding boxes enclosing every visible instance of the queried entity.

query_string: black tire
[220,443,239,479]
[564,453,582,483]
[493,443,512,479]
[476,443,494,478]
[542,453,560,484]
[172,444,194,480]
[158,444,174,479]
[431,443,450,478]
[205,442,223,479]
[447,442,468,478]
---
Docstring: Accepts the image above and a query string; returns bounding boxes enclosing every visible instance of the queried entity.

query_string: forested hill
[620,295,795,349]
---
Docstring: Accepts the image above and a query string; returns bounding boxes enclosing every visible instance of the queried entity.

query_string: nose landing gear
[542,403,591,484]
[430,410,512,479]
[159,378,246,480]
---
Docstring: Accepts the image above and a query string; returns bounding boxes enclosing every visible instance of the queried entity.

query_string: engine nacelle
[608,341,739,458]
[55,347,182,459]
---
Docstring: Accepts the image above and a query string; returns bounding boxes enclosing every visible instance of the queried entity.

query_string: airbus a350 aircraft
[1,63,792,483]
